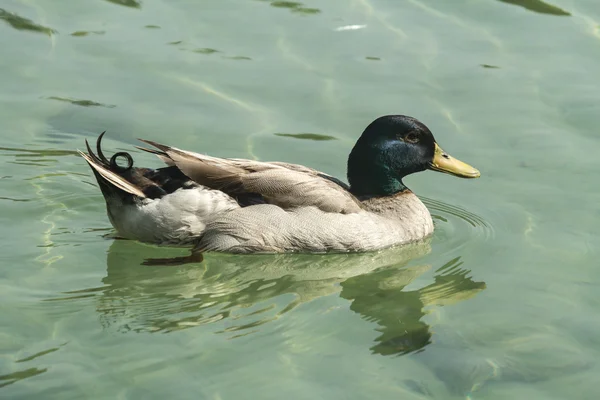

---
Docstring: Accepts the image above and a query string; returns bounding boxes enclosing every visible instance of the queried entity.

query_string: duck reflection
[95,239,484,355]
[341,256,485,355]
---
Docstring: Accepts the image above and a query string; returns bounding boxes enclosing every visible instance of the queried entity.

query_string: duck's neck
[348,173,407,197]
[358,189,416,211]
[360,190,433,230]
[346,145,409,196]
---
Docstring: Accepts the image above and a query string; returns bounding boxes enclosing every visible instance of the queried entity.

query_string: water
[1,0,599,398]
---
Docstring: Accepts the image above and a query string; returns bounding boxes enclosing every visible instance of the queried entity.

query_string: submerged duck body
[81,115,480,254]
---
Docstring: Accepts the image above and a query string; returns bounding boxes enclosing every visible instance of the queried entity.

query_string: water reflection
[70,30,106,37]
[341,256,485,355]
[192,48,219,54]
[0,367,47,388]
[496,0,571,16]
[0,8,56,35]
[46,96,116,108]
[267,1,320,15]
[103,0,141,9]
[274,133,337,141]
[94,240,429,333]
[73,239,486,355]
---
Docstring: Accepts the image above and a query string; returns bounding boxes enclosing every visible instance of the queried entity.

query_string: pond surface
[1,0,599,398]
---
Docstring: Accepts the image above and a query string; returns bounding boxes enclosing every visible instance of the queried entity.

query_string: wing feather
[137,139,362,214]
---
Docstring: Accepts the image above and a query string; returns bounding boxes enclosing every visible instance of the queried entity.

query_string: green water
[1,0,599,398]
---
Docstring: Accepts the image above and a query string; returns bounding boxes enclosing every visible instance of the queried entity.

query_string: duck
[80,115,480,257]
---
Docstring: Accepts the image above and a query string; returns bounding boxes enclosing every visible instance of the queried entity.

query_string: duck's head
[347,115,480,196]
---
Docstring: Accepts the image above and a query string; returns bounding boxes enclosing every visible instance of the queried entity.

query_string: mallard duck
[80,115,479,255]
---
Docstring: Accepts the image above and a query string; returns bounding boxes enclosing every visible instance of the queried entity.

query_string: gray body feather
[197,193,433,253]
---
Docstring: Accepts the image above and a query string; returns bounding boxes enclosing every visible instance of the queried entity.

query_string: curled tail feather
[80,132,146,198]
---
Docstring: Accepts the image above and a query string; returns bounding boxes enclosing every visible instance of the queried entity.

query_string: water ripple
[422,196,495,251]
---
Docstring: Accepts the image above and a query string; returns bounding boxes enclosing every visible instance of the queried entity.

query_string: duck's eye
[404,132,419,144]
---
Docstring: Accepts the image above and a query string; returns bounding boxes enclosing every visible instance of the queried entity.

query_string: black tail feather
[85,139,104,165]
[80,132,147,199]
[96,131,110,164]
[81,132,192,201]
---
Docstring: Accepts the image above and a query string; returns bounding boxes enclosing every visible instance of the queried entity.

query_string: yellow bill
[429,143,480,178]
